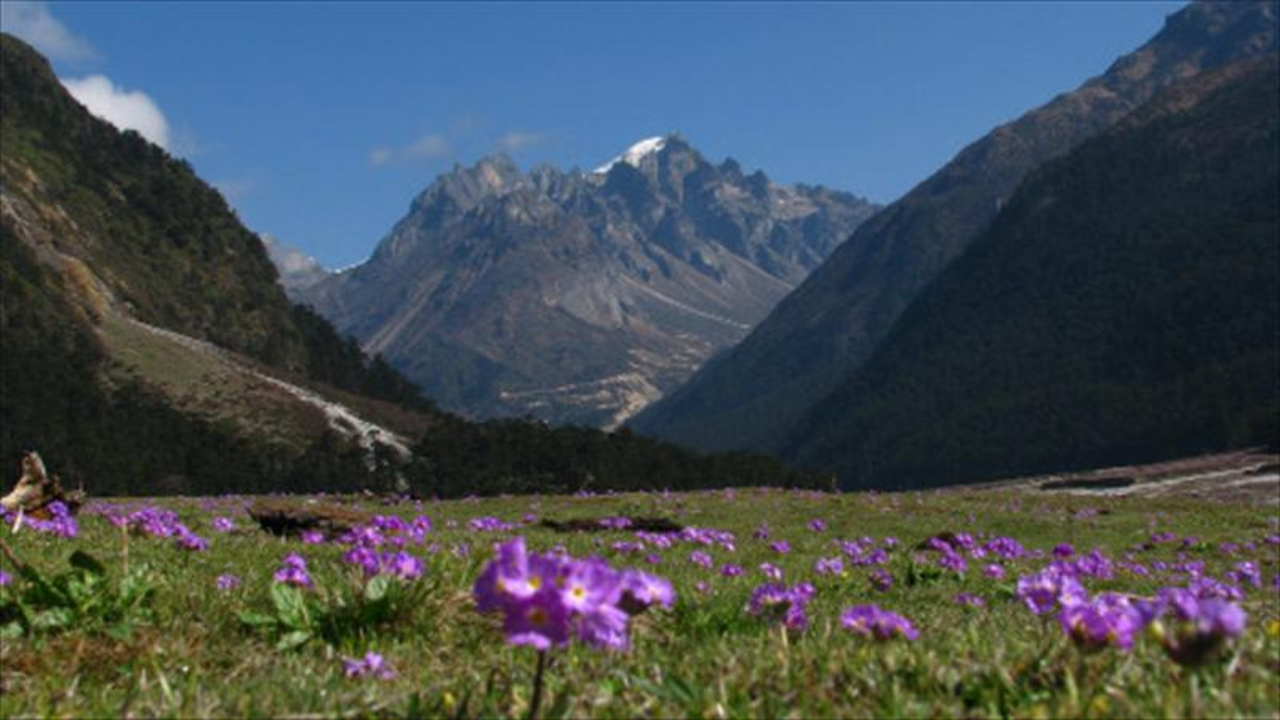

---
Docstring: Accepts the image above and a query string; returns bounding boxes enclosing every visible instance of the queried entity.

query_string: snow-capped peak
[593,136,668,174]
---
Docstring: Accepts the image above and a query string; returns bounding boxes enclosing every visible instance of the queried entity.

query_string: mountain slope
[785,56,1279,489]
[0,32,443,493]
[298,137,877,428]
[0,33,826,497]
[0,33,433,416]
[631,0,1279,453]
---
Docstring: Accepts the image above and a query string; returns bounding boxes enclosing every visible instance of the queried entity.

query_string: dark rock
[248,497,374,538]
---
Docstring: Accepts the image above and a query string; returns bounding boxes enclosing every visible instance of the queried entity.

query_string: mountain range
[294,137,877,428]
[790,54,1279,488]
[630,0,1279,456]
[0,33,822,497]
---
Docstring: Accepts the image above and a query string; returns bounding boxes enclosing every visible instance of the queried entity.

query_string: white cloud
[369,133,453,167]
[497,131,545,153]
[60,75,170,149]
[405,134,451,159]
[0,1,95,63]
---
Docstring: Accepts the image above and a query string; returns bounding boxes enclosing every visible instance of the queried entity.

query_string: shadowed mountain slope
[631,0,1279,454]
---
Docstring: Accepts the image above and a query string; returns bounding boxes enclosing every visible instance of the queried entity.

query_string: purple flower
[1016,567,1086,615]
[814,557,845,576]
[759,562,783,581]
[719,563,744,578]
[174,527,209,552]
[344,546,381,577]
[841,604,919,641]
[599,517,633,530]
[23,500,78,538]
[1187,576,1243,601]
[1153,588,1247,666]
[808,519,827,532]
[468,516,515,532]
[982,564,1005,580]
[382,551,424,580]
[504,591,572,650]
[1228,561,1261,589]
[474,537,672,652]
[619,570,675,614]
[1053,543,1075,559]
[753,524,770,540]
[938,552,967,575]
[343,651,396,680]
[688,550,713,569]
[301,530,325,544]
[870,568,894,592]
[983,537,1027,560]
[216,574,240,591]
[770,541,791,555]
[747,582,815,631]
[1058,592,1146,651]
[953,592,985,608]
[474,537,544,611]
[212,517,235,533]
[0,569,12,587]
[274,553,313,589]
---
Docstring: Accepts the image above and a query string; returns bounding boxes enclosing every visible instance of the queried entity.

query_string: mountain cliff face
[298,136,877,427]
[630,0,1279,453]
[786,56,1279,489]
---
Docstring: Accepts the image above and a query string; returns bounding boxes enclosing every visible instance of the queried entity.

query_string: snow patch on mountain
[593,136,668,174]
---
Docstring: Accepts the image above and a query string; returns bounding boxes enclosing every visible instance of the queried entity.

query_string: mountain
[630,0,1279,453]
[261,234,330,294]
[0,32,443,494]
[0,33,825,497]
[784,56,1279,489]
[297,136,877,428]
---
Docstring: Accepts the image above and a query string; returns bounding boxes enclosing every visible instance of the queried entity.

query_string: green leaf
[31,607,75,630]
[276,630,311,651]
[0,620,24,639]
[270,583,309,629]
[238,611,277,627]
[364,575,391,603]
[68,550,106,576]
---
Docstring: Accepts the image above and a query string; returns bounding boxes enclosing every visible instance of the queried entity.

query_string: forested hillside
[786,57,1280,489]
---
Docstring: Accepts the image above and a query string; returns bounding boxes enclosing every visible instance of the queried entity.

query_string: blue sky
[5,1,1183,268]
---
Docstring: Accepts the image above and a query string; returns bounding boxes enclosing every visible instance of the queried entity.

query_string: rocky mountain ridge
[297,136,878,427]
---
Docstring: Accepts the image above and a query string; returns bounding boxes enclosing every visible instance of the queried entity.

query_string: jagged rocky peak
[299,132,879,429]
[410,153,524,217]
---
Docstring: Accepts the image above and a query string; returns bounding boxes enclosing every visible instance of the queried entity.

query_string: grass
[1,487,1277,718]
[98,313,325,450]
